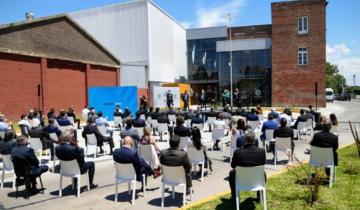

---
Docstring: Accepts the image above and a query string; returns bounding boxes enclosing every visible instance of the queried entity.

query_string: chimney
[25,12,35,20]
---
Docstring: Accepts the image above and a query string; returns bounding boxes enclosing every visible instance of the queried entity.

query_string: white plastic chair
[192,123,204,131]
[151,119,159,132]
[140,114,146,121]
[59,160,90,197]
[161,165,192,207]
[158,123,169,141]
[264,129,275,149]
[86,134,98,159]
[114,163,145,204]
[185,119,192,128]
[97,125,109,137]
[0,131,5,139]
[29,137,47,163]
[133,127,144,138]
[0,154,16,189]
[59,125,72,133]
[179,137,190,151]
[230,135,237,160]
[187,147,209,182]
[309,146,336,188]
[68,116,75,125]
[211,128,225,151]
[168,115,176,125]
[207,117,216,131]
[138,144,156,169]
[247,120,260,130]
[114,116,122,128]
[306,118,313,134]
[296,121,308,140]
[274,137,292,165]
[235,166,267,210]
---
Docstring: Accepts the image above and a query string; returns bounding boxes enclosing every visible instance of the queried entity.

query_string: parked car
[336,93,351,101]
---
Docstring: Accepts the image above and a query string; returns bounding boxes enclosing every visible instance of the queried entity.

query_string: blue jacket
[113,147,150,181]
[43,124,61,136]
[246,114,259,121]
[57,117,72,126]
[261,120,278,133]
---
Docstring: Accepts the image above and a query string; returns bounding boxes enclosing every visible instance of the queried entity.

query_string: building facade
[0,15,120,120]
[69,0,187,90]
[187,0,326,107]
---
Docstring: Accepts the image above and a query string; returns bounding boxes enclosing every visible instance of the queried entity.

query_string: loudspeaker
[38,84,41,96]
[315,82,318,97]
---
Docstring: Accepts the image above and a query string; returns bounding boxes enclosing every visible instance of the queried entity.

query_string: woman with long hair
[140,126,160,153]
[329,113,338,126]
[231,118,246,138]
[190,127,212,174]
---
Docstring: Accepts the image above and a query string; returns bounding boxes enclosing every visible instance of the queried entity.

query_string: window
[298,16,309,34]
[298,47,308,65]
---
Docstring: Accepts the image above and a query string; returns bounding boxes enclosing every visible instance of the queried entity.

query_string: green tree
[326,62,346,94]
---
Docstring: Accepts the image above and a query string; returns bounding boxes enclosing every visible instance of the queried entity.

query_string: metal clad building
[70,0,187,88]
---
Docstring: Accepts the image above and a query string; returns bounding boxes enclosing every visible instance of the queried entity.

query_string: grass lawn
[188,144,360,210]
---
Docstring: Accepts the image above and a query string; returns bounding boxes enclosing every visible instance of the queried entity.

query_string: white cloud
[180,21,192,29]
[195,0,246,28]
[327,43,360,86]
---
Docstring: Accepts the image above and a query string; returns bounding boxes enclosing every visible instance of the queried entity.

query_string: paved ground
[0,101,359,210]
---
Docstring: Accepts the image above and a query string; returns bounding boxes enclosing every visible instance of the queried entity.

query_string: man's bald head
[123,136,133,147]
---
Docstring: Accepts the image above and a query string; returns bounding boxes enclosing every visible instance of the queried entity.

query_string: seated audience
[149,107,161,120]
[29,118,55,160]
[56,131,97,189]
[246,108,259,121]
[310,121,339,177]
[308,105,316,116]
[232,118,246,139]
[158,112,173,136]
[133,112,146,128]
[329,113,338,127]
[43,118,62,137]
[140,126,160,153]
[95,111,114,137]
[260,114,278,141]
[47,108,56,121]
[167,107,176,115]
[87,107,97,122]
[231,108,246,126]
[18,114,31,136]
[81,106,90,120]
[174,116,192,137]
[82,118,114,155]
[255,105,263,115]
[185,110,196,121]
[292,109,308,130]
[314,115,326,131]
[122,107,132,119]
[113,106,122,117]
[67,107,81,129]
[190,112,203,127]
[0,115,11,133]
[160,135,192,194]
[280,108,293,127]
[0,130,16,155]
[269,108,279,120]
[11,135,49,194]
[228,130,266,201]
[113,136,157,187]
[57,110,72,126]
[120,117,140,148]
[273,118,295,156]
[219,105,232,121]
[190,127,212,174]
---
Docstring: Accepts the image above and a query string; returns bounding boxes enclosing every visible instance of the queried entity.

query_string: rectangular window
[298,47,308,65]
[298,16,309,34]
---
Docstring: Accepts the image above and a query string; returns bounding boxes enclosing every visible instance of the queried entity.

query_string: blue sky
[0,0,359,85]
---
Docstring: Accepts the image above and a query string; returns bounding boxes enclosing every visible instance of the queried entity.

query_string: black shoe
[186,189,193,195]
[90,184,98,189]
[99,150,104,154]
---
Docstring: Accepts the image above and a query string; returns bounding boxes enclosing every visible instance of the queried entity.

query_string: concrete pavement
[1,100,359,210]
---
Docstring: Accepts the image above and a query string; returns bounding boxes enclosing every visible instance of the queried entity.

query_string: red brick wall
[271,0,326,107]
[0,53,41,120]
[45,59,86,114]
[0,52,119,121]
[88,65,118,87]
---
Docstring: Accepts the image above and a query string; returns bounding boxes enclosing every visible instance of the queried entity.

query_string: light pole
[226,13,234,109]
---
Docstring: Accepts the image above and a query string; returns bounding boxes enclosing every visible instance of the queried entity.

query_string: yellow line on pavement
[179,142,355,210]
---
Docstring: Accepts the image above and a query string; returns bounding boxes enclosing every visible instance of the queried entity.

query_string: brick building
[0,14,120,120]
[187,0,326,107]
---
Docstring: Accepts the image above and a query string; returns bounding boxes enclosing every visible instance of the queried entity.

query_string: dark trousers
[82,162,95,185]
[30,165,49,188]
[229,169,266,200]
[185,173,192,190]
[200,101,206,109]
[103,137,114,153]
[75,119,81,129]
[184,102,189,111]
[41,139,54,158]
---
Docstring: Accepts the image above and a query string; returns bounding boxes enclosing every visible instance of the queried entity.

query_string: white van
[326,88,334,102]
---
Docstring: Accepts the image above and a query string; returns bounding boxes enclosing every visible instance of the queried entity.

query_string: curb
[179,142,355,210]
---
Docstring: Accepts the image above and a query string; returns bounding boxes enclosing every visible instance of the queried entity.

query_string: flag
[202,51,207,65]
[191,44,195,65]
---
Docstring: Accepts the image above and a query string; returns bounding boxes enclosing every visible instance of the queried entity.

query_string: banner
[152,86,180,108]
[88,86,138,121]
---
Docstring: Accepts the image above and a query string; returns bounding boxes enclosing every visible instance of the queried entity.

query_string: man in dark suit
[67,107,81,129]
[185,110,196,121]
[158,112,172,136]
[166,90,174,110]
[310,121,339,176]
[174,116,191,137]
[11,136,49,193]
[56,131,97,189]
[182,90,190,111]
[121,117,141,150]
[292,109,308,129]
[273,118,295,156]
[133,112,146,128]
[150,107,161,120]
[82,118,114,155]
[43,118,62,137]
[190,112,203,127]
[29,118,55,160]
[160,135,192,193]
[0,130,16,155]
[57,111,72,126]
[199,89,206,109]
[167,107,176,116]
[246,108,259,121]
[113,136,156,188]
[229,130,266,201]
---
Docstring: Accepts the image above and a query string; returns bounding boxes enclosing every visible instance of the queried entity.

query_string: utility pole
[225,13,234,109]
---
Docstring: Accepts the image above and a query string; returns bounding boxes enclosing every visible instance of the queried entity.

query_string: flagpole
[227,13,234,109]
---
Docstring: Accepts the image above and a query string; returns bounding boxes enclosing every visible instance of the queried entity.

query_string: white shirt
[213,120,226,129]
[280,113,293,127]
[82,108,90,119]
